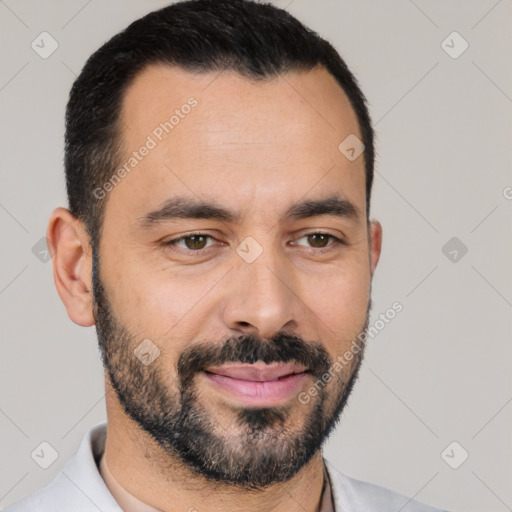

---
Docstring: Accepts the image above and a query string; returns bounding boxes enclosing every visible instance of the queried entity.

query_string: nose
[220,244,300,340]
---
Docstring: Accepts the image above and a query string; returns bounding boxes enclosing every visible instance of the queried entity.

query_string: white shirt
[5,422,447,512]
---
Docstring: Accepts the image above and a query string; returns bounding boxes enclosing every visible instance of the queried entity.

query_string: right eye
[163,233,218,252]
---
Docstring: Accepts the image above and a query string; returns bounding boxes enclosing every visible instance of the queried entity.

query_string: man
[6,0,447,511]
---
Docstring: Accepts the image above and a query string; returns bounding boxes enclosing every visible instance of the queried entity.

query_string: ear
[368,219,382,276]
[46,207,95,327]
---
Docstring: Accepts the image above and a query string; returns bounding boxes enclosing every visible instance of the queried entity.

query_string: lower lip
[202,371,310,407]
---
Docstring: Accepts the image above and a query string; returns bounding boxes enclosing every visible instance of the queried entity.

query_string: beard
[91,246,370,489]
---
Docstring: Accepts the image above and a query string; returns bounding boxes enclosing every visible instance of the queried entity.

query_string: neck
[103,379,327,512]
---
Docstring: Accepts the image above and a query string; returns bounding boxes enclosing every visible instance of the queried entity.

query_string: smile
[202,362,311,407]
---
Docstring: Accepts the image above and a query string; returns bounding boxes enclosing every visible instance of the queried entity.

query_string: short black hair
[65,0,374,248]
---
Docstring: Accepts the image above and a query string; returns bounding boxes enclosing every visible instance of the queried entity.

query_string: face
[91,64,380,488]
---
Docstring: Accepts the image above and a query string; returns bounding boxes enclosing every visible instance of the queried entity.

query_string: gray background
[1,1,511,511]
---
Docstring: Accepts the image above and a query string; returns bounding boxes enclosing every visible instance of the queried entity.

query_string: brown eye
[307,233,331,248]
[165,233,215,251]
[183,235,208,250]
[293,232,343,251]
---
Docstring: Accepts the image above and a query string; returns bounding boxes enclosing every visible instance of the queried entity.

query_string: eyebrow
[137,194,360,229]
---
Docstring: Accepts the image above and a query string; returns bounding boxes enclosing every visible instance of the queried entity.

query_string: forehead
[120,63,360,147]
[109,63,365,224]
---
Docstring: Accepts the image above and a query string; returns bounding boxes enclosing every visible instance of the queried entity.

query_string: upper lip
[205,362,308,382]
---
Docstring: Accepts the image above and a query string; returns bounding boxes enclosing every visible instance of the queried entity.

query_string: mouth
[202,362,311,406]
[205,361,309,381]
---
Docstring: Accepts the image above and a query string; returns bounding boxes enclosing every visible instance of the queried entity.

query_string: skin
[47,64,382,512]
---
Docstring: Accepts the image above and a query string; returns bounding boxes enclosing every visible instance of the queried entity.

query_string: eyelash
[163,231,345,254]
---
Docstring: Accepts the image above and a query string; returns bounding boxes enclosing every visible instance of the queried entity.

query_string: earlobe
[369,219,382,276]
[46,207,96,327]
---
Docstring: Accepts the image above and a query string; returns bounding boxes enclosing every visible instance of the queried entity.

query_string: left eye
[293,233,342,249]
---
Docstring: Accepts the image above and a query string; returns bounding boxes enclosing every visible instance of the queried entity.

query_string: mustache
[177,332,332,385]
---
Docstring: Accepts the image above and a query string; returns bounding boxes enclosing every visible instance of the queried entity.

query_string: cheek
[299,262,370,342]
[106,259,223,345]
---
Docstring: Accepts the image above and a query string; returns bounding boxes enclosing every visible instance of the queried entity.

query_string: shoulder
[324,458,449,512]
[2,472,95,512]
[4,422,121,512]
